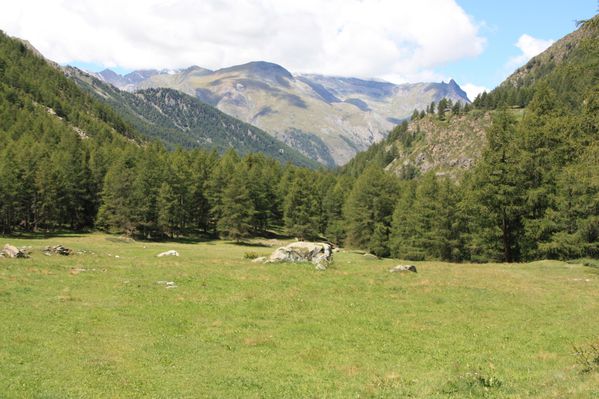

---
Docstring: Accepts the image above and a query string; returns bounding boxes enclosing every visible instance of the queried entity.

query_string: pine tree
[344,166,399,250]
[157,182,178,238]
[131,145,165,238]
[96,153,138,234]
[369,223,390,257]
[467,110,525,262]
[390,181,418,259]
[428,101,436,114]
[189,149,218,233]
[451,101,462,115]
[206,149,240,230]
[437,98,448,120]
[283,169,320,240]
[323,175,354,244]
[217,166,255,242]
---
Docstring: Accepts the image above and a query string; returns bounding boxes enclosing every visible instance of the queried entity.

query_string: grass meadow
[1,233,598,398]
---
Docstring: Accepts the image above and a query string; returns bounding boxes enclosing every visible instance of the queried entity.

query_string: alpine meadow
[1,2,598,398]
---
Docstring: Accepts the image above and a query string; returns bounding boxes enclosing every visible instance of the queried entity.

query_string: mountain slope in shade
[66,67,319,168]
[99,61,470,165]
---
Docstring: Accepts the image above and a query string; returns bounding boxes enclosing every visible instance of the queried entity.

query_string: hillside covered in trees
[1,16,598,264]
[67,67,318,168]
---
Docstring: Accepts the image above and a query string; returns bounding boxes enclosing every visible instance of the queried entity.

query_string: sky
[0,0,596,100]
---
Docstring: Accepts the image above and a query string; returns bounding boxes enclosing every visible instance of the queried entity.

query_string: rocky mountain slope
[67,67,319,168]
[385,110,493,177]
[96,62,470,166]
[344,15,599,178]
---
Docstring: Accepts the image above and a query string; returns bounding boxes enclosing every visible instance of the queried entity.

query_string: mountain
[343,15,599,179]
[474,15,599,110]
[66,67,319,168]
[0,30,138,144]
[99,61,470,166]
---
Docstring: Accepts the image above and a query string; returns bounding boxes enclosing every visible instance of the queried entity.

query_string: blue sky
[1,0,597,100]
[442,0,597,93]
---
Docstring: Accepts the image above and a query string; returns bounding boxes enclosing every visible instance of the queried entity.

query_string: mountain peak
[218,61,293,80]
[99,68,119,78]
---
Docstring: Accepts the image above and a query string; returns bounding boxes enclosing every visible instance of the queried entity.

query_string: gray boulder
[267,241,332,270]
[389,264,417,273]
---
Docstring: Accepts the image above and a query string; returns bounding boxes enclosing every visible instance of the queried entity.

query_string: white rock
[389,265,417,273]
[157,250,179,257]
[267,241,332,270]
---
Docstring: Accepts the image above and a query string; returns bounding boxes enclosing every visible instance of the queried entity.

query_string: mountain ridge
[94,61,470,165]
[66,66,320,168]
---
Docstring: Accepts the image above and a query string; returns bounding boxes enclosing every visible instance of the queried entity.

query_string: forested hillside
[67,67,318,168]
[0,30,141,231]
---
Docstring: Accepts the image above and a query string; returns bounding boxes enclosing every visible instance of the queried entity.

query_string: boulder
[267,241,332,270]
[363,253,380,260]
[389,264,417,273]
[157,250,179,257]
[1,244,29,258]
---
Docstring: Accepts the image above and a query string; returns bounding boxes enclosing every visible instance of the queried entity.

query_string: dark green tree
[217,165,255,241]
[466,110,525,262]
[283,169,321,240]
[344,166,399,250]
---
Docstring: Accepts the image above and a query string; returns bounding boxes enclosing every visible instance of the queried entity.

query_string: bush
[243,251,260,260]
[573,339,599,372]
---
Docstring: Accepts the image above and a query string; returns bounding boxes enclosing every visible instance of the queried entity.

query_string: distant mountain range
[66,67,319,168]
[92,62,470,165]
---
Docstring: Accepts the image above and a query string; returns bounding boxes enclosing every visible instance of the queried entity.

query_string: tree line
[0,24,597,263]
[1,81,596,262]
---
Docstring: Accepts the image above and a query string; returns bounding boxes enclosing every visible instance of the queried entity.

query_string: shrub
[243,252,260,260]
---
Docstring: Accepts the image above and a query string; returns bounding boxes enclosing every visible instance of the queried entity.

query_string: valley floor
[1,234,598,398]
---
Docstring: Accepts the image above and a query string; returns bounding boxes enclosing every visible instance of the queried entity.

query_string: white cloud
[0,0,486,82]
[507,34,554,69]
[462,83,489,101]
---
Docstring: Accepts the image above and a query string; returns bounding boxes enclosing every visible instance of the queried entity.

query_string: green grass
[1,234,599,398]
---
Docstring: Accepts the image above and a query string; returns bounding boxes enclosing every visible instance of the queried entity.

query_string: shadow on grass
[0,230,87,240]
[227,241,271,248]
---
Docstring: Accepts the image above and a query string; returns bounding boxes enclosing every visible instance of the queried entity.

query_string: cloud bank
[1,0,485,82]
[507,34,554,69]
[462,83,490,101]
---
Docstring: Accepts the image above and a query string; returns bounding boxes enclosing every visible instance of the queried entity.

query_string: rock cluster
[266,241,332,270]
[43,245,73,256]
[1,244,30,258]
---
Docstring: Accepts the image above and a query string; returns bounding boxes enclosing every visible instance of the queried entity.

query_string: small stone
[389,265,418,273]
[157,250,179,257]
[251,256,267,263]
